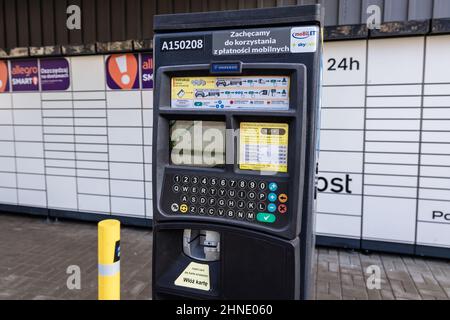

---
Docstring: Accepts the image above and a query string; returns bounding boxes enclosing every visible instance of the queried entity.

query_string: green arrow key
[257,213,276,223]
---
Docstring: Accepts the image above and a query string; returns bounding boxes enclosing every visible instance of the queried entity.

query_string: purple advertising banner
[40,58,70,91]
[141,53,153,89]
[11,59,39,91]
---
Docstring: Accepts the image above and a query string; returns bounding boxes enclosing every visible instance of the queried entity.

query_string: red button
[278,204,287,214]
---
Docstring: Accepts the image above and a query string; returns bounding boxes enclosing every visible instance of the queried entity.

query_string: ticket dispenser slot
[183,230,220,262]
[152,5,323,300]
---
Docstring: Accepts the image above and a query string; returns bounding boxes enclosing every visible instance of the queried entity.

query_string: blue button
[267,203,277,213]
[268,182,278,192]
[268,193,277,202]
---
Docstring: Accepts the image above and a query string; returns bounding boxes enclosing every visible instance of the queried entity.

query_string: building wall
[1,0,450,54]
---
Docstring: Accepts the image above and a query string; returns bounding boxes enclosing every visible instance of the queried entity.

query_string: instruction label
[212,26,318,55]
[239,122,289,173]
[174,262,210,291]
[171,76,290,109]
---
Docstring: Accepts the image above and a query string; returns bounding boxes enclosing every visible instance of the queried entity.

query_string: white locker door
[417,35,450,248]
[316,40,367,239]
[43,88,77,210]
[362,37,424,244]
[106,61,145,218]
[142,89,153,220]
[0,92,18,205]
[13,91,47,208]
[71,56,110,215]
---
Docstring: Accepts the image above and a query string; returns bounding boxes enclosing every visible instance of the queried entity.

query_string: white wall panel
[321,109,364,129]
[363,196,416,243]
[17,174,45,190]
[318,151,363,172]
[323,40,367,85]
[106,91,141,108]
[71,56,105,91]
[17,190,46,207]
[47,176,77,210]
[417,223,450,248]
[111,197,145,217]
[0,110,13,124]
[0,94,12,108]
[12,93,41,108]
[0,157,16,172]
[0,188,17,204]
[317,193,362,216]
[322,86,365,108]
[0,172,16,188]
[425,35,450,83]
[320,131,364,151]
[316,213,361,238]
[78,194,110,213]
[367,37,424,84]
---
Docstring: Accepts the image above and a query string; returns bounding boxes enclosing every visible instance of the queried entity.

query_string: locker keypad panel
[161,172,289,228]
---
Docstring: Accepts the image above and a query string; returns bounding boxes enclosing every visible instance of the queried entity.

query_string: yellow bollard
[98,219,121,300]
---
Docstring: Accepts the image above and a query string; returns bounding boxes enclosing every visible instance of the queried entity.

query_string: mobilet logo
[291,30,316,40]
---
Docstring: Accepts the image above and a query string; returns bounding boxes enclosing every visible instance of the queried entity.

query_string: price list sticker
[239,122,288,173]
[171,75,290,110]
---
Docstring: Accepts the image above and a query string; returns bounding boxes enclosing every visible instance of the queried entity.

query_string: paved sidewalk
[0,213,449,300]
[314,247,450,300]
[0,213,152,300]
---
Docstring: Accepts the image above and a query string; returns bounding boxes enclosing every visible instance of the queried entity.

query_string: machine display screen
[171,76,290,110]
[239,122,288,173]
[170,120,226,167]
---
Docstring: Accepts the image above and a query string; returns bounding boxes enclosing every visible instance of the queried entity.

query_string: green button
[257,212,276,223]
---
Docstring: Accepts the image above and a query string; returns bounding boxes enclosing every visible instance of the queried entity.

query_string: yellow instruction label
[171,76,290,110]
[174,262,210,291]
[239,122,288,173]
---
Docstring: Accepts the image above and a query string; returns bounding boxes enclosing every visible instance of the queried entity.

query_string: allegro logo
[291,30,316,39]
[142,56,153,70]
[11,65,38,76]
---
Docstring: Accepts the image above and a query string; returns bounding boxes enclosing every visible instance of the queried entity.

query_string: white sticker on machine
[174,262,210,291]
[290,26,318,53]
[171,76,290,110]
[212,26,318,55]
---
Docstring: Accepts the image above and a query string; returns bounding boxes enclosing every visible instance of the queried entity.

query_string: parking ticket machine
[152,5,323,300]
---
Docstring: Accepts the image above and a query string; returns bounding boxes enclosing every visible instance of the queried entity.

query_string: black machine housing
[152,5,323,300]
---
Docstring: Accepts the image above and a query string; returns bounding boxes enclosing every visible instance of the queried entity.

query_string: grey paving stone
[0,213,449,300]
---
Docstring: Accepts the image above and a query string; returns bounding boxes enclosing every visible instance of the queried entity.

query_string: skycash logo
[290,26,318,53]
